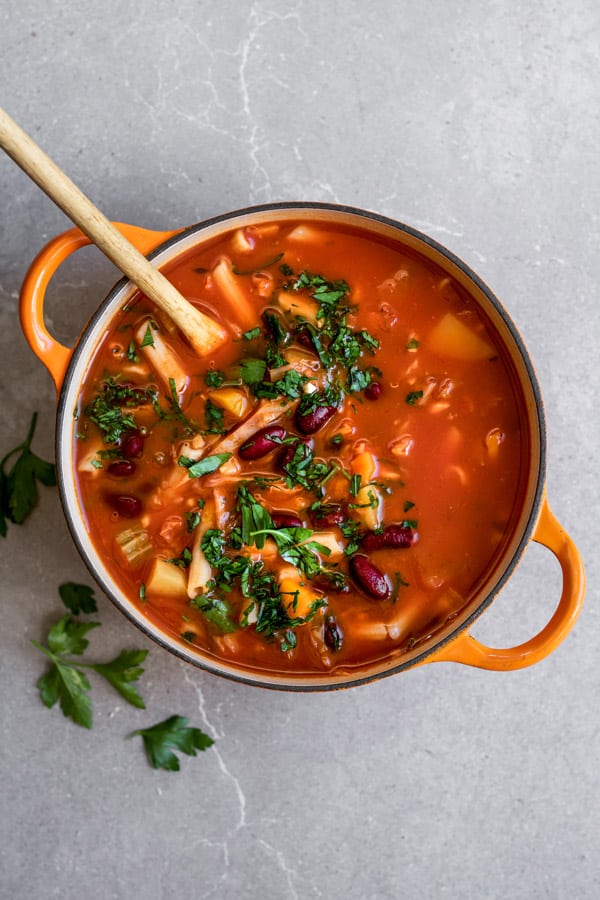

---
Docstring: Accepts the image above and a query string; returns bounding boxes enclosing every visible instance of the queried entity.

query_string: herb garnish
[177,453,232,477]
[0,412,56,535]
[32,614,148,728]
[84,379,156,444]
[129,716,213,771]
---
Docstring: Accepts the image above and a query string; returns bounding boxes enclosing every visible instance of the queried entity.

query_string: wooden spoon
[0,106,227,356]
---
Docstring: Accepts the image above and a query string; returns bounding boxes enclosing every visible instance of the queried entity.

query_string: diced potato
[351,450,377,483]
[207,387,250,419]
[146,558,188,597]
[278,292,319,324]
[278,573,324,620]
[428,313,494,361]
[115,527,153,566]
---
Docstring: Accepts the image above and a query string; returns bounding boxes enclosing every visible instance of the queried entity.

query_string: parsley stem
[0,411,38,469]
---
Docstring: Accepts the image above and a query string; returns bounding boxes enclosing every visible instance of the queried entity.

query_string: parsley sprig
[32,611,148,728]
[0,412,56,536]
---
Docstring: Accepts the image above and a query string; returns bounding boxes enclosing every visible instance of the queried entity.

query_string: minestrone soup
[73,219,526,674]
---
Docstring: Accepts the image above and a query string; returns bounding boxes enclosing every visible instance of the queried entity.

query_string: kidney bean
[361,524,415,551]
[107,460,136,478]
[310,503,346,528]
[239,425,286,460]
[350,554,391,600]
[121,430,144,459]
[323,617,343,652]
[295,404,337,435]
[109,494,143,518]
[364,382,382,400]
[271,512,303,529]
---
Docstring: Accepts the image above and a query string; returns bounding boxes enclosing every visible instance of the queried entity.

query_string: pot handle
[426,494,585,670]
[19,223,180,393]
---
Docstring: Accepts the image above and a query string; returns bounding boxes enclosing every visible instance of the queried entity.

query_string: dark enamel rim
[55,202,547,691]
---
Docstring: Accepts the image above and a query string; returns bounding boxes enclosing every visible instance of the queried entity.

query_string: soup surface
[74,219,525,675]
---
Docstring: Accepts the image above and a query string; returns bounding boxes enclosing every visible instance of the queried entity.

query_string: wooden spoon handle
[0,107,227,355]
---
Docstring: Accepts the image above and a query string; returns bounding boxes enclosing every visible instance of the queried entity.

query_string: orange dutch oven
[19,204,586,689]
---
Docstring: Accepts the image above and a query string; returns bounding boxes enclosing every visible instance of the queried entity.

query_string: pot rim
[54,201,547,690]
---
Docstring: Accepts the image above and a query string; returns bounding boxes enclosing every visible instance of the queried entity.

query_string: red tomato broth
[73,219,527,675]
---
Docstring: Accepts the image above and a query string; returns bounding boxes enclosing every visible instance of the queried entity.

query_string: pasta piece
[286,224,323,244]
[209,398,297,457]
[187,499,216,599]
[135,319,189,396]
[77,438,105,474]
[211,257,257,331]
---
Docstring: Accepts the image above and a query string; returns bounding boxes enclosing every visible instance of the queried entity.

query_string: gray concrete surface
[1,2,599,898]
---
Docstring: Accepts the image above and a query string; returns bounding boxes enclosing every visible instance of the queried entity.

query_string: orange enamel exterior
[18,213,586,682]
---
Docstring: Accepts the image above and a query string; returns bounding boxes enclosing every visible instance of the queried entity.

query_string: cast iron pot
[19,203,586,689]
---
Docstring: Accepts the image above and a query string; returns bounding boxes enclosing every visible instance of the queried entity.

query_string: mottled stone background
[1,2,599,898]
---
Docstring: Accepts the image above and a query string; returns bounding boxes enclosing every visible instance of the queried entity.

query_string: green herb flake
[406,337,420,350]
[205,369,226,389]
[403,500,415,513]
[406,390,423,406]
[140,322,155,348]
[242,326,261,341]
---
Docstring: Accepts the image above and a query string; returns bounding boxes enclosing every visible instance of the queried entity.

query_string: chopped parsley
[406,390,423,406]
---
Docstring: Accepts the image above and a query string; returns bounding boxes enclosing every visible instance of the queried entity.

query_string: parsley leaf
[1,412,56,530]
[242,326,261,341]
[406,390,423,406]
[90,649,148,708]
[129,715,213,771]
[177,453,232,477]
[240,357,267,385]
[191,594,238,633]
[58,582,98,615]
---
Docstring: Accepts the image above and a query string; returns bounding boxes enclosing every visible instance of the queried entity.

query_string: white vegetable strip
[208,398,297,457]
[135,319,189,397]
[211,256,257,331]
[187,498,216,599]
